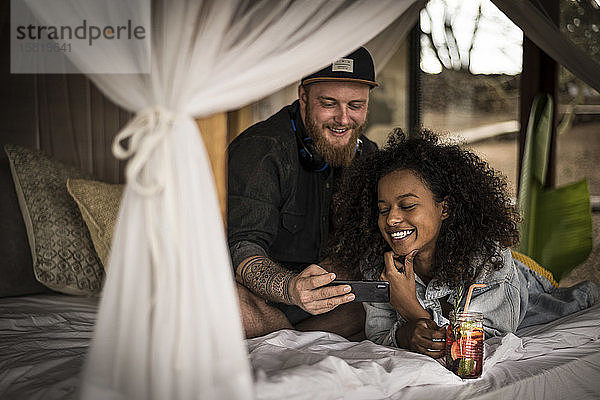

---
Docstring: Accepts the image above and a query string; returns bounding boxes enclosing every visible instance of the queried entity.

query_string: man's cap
[301,47,378,88]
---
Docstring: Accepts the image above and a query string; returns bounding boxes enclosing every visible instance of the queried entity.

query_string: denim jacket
[364,247,599,347]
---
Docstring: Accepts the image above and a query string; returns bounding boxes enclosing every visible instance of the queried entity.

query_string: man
[228,47,379,339]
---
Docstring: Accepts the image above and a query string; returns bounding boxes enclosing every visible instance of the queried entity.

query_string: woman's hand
[396,318,446,359]
[380,250,430,321]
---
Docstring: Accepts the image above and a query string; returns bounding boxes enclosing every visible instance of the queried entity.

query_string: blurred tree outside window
[368,0,598,198]
[418,0,523,195]
[366,0,524,155]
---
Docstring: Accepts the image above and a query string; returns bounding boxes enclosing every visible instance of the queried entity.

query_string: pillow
[67,178,124,270]
[4,144,104,296]
[0,155,52,297]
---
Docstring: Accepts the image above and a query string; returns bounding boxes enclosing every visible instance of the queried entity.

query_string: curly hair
[325,128,520,287]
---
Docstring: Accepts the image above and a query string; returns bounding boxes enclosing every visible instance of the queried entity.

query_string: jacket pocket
[281,212,304,234]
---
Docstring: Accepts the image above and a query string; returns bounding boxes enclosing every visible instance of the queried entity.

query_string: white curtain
[492,0,600,94]
[253,0,426,126]
[23,0,420,399]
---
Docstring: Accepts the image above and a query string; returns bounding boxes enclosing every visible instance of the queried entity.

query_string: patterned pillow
[4,145,104,296]
[67,178,124,271]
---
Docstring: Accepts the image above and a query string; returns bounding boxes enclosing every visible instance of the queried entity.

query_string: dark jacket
[227,100,377,272]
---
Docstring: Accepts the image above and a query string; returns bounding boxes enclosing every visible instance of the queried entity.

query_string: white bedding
[1,295,599,400]
[248,303,600,400]
[0,295,98,400]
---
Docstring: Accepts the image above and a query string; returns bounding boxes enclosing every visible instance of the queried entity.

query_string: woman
[325,129,598,358]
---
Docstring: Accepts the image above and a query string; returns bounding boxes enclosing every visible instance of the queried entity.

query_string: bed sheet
[0,294,98,400]
[248,302,600,400]
[1,295,599,400]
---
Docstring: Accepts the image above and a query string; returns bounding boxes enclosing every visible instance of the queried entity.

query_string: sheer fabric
[249,0,426,130]
[22,0,419,399]
[492,0,600,93]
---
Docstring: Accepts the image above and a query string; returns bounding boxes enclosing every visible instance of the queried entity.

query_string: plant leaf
[532,179,593,281]
[517,93,592,281]
[518,93,553,255]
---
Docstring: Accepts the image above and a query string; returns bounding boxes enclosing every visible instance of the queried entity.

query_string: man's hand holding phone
[288,264,356,315]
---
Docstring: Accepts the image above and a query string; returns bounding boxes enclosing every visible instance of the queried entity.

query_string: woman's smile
[387,228,415,241]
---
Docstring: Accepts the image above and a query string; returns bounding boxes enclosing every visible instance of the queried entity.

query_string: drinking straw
[463,283,486,313]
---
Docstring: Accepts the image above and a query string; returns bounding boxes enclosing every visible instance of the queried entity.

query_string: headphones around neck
[290,103,362,173]
[291,114,329,172]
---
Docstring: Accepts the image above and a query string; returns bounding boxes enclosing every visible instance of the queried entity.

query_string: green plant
[517,93,592,281]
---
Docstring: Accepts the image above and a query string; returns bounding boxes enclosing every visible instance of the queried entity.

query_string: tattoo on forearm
[239,256,293,304]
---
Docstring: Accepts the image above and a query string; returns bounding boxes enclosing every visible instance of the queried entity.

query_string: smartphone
[325,280,390,303]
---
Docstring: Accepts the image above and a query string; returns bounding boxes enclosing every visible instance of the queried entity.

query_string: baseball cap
[301,47,378,88]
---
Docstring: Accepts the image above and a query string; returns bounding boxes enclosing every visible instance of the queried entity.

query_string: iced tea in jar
[445,311,484,378]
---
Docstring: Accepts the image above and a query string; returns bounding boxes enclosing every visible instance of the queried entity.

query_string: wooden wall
[0,1,257,219]
[0,2,130,183]
[198,105,255,218]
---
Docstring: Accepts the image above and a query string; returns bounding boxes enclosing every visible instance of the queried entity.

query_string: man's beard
[304,104,365,168]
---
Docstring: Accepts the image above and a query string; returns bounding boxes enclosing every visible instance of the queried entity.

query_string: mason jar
[445,311,484,378]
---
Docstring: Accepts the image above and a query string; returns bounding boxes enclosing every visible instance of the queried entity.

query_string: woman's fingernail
[347,294,355,301]
[410,250,419,257]
[344,285,351,293]
[330,273,336,281]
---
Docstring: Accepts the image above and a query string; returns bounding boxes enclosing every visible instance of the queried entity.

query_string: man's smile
[328,126,350,136]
